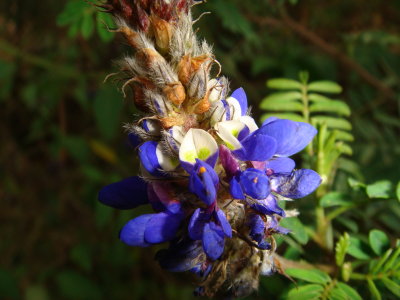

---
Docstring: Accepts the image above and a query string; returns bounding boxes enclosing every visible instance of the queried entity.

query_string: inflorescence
[97,0,321,297]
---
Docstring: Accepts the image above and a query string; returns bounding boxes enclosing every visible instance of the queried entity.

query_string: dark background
[1,0,399,299]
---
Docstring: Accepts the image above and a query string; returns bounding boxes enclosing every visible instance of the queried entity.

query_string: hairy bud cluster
[98,1,322,298]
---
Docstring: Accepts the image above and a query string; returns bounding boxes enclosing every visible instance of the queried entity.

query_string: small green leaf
[347,237,372,260]
[310,100,350,116]
[334,282,362,300]
[382,246,400,272]
[312,116,352,130]
[338,143,353,156]
[348,178,366,189]
[57,1,87,26]
[366,180,393,199]
[335,130,354,142]
[261,91,302,102]
[260,98,303,111]
[308,93,332,102]
[369,229,390,256]
[367,279,382,300]
[381,278,400,297]
[285,268,330,284]
[308,80,342,93]
[320,192,351,207]
[261,113,304,123]
[81,13,95,39]
[396,181,400,202]
[335,232,350,266]
[279,217,308,245]
[96,12,114,42]
[267,78,302,90]
[286,284,324,300]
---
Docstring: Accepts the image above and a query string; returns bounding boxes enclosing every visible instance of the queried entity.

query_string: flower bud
[151,15,173,53]
[163,82,186,106]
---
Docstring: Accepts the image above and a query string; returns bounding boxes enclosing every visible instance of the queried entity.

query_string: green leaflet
[308,80,342,93]
[279,217,309,245]
[266,78,302,89]
[260,113,304,123]
[284,268,331,284]
[286,284,324,300]
[309,100,351,116]
[320,192,352,207]
[381,278,400,297]
[366,180,393,199]
[367,279,382,300]
[369,230,390,256]
[347,237,372,259]
[312,116,352,130]
[333,283,362,300]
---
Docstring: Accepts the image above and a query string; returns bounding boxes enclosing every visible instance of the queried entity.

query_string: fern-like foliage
[260,72,356,190]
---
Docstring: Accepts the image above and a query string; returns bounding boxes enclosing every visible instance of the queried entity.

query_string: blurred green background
[1,0,399,299]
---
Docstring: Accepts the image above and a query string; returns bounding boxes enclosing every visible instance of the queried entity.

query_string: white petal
[215,120,246,150]
[179,129,218,164]
[226,97,242,120]
[156,143,179,171]
[239,116,259,133]
[207,78,227,103]
[209,101,227,126]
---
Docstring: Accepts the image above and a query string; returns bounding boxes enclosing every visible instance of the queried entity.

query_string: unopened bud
[194,95,210,114]
[159,115,185,129]
[163,82,186,106]
[151,16,173,53]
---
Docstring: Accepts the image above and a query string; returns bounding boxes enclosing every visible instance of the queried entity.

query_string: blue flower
[189,159,219,206]
[98,176,149,210]
[157,239,212,277]
[139,141,179,176]
[188,206,232,260]
[230,168,270,200]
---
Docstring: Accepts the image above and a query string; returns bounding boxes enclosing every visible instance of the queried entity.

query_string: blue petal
[194,159,219,186]
[144,212,183,244]
[202,221,225,261]
[229,177,245,200]
[128,132,141,148]
[240,169,271,200]
[156,239,205,272]
[189,170,216,206]
[258,119,317,157]
[215,209,232,238]
[251,195,285,216]
[261,116,279,126]
[258,240,272,250]
[230,87,248,116]
[98,177,148,209]
[119,214,153,247]
[265,157,295,174]
[188,208,210,240]
[233,132,277,161]
[139,141,162,176]
[271,169,321,199]
[248,213,265,243]
[148,183,182,214]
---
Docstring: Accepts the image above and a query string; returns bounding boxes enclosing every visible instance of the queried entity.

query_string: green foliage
[57,0,114,41]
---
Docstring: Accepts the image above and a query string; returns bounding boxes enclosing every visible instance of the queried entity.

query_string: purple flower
[98,176,149,210]
[189,159,219,206]
[157,238,212,277]
[188,206,232,260]
[119,182,185,247]
[230,168,270,200]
